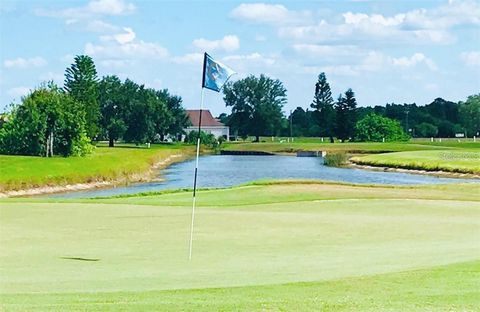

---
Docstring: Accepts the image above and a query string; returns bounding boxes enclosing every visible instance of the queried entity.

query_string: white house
[184,110,229,140]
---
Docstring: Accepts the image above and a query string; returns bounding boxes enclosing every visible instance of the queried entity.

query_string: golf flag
[202,53,236,92]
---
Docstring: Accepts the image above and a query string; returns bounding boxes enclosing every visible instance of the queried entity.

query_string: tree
[459,94,480,137]
[335,88,357,142]
[121,81,155,144]
[98,75,126,147]
[311,73,335,142]
[0,84,92,157]
[223,75,287,142]
[157,89,189,141]
[64,55,100,139]
[354,113,409,142]
[437,120,458,137]
[415,122,438,137]
[290,107,307,137]
[427,98,459,125]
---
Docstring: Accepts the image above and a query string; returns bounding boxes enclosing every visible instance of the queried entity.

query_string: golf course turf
[0,143,194,192]
[351,150,480,174]
[1,181,479,310]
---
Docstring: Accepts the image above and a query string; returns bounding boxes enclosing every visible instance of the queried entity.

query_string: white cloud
[304,65,359,76]
[7,87,31,98]
[192,35,240,52]
[292,44,360,58]
[273,1,479,45]
[460,51,480,66]
[359,51,389,72]
[100,27,136,44]
[4,57,47,68]
[223,53,275,66]
[86,26,168,62]
[304,51,438,77]
[230,3,289,24]
[85,40,169,60]
[360,52,437,72]
[85,20,119,33]
[230,3,311,25]
[88,0,135,15]
[36,0,135,20]
[343,12,405,26]
[279,19,453,45]
[402,1,480,29]
[392,53,437,71]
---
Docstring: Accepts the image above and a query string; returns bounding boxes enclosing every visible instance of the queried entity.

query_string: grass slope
[0,143,193,192]
[1,182,479,310]
[2,141,478,192]
[352,150,480,174]
[221,141,466,154]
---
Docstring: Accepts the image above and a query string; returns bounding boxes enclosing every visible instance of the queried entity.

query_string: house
[184,109,230,140]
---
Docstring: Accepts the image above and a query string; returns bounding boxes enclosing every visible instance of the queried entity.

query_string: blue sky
[1,0,479,116]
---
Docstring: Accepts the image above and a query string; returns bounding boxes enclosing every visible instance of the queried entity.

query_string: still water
[51,155,478,198]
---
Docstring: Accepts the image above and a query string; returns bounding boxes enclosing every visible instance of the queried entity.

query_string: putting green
[1,182,479,310]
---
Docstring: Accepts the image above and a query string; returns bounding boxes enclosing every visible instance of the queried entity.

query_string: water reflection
[51,155,478,198]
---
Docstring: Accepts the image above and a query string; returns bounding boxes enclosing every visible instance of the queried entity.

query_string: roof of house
[186,110,225,127]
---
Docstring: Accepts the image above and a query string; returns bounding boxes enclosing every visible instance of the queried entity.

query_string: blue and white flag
[202,53,236,92]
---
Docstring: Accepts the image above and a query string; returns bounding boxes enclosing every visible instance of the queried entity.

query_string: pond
[51,155,479,198]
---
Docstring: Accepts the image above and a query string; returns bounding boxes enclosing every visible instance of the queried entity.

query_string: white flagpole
[189,87,205,260]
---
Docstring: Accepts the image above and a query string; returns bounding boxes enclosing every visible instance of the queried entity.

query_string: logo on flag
[202,53,236,92]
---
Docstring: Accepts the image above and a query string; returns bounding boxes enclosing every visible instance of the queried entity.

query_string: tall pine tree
[311,73,335,142]
[335,88,357,142]
[64,55,99,139]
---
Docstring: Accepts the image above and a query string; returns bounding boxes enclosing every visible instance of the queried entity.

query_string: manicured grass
[1,182,479,310]
[2,261,478,311]
[222,141,464,154]
[352,150,480,174]
[2,140,477,192]
[0,143,194,192]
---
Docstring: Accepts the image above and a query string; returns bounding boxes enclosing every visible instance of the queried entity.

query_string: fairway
[1,182,479,310]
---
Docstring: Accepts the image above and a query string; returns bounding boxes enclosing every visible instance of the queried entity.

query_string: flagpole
[189,86,205,260]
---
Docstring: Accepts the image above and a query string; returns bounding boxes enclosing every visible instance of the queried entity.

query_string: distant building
[184,109,229,140]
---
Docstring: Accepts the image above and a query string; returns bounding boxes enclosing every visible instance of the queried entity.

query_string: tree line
[0,55,189,156]
[1,57,479,157]
[220,73,480,142]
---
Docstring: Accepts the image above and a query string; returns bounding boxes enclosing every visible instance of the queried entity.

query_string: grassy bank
[222,140,480,174]
[351,150,480,174]
[0,143,194,192]
[1,182,479,310]
[222,141,466,154]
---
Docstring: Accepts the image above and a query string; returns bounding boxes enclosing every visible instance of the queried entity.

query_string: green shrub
[324,152,348,167]
[354,113,409,142]
[184,130,217,148]
[0,84,93,157]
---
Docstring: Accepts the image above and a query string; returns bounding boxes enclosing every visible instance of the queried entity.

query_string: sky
[0,0,479,116]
